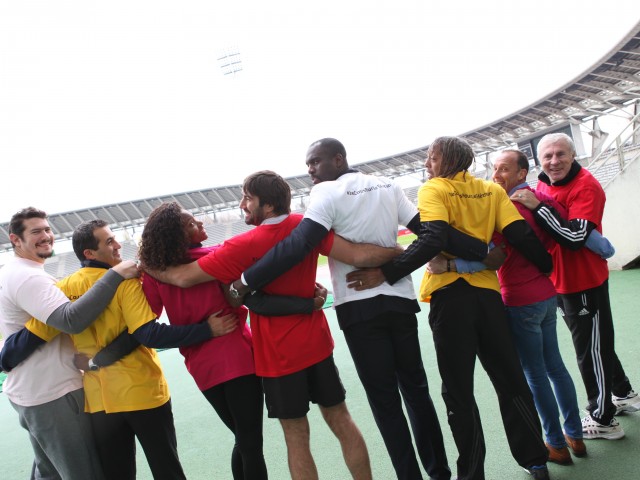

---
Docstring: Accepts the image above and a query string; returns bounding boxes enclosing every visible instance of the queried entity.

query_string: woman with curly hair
[139,202,326,479]
[139,201,265,479]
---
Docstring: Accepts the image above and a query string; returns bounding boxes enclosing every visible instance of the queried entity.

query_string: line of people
[344,133,640,479]
[0,133,638,480]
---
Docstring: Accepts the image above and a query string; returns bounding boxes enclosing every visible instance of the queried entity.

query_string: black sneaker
[523,465,550,479]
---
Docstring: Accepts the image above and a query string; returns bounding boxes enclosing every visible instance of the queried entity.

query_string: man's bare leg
[279,416,318,480]
[320,402,372,480]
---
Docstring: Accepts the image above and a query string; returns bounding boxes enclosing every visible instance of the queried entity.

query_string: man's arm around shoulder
[46,261,140,334]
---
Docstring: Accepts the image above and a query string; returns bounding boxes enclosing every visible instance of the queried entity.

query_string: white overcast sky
[1,1,639,222]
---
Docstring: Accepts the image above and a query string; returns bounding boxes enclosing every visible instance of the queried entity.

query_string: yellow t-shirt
[417,171,523,301]
[26,268,169,414]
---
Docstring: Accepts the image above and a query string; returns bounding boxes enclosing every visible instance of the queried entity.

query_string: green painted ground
[1,268,639,479]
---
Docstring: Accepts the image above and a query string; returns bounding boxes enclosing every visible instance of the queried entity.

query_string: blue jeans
[506,296,582,447]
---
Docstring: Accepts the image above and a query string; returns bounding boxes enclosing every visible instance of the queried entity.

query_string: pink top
[141,246,255,391]
[493,187,559,307]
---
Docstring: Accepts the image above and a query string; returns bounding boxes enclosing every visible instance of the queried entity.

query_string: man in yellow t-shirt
[347,137,554,480]
[24,219,222,480]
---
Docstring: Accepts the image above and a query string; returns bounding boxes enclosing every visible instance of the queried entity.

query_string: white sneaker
[581,415,625,440]
[613,390,640,415]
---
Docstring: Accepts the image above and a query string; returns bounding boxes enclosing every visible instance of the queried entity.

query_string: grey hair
[536,133,576,158]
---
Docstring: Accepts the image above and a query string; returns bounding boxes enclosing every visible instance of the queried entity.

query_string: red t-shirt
[142,246,255,391]
[493,187,558,306]
[536,168,609,294]
[197,214,336,377]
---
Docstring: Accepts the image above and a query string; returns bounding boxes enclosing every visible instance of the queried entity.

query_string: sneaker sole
[615,405,640,415]
[583,430,625,440]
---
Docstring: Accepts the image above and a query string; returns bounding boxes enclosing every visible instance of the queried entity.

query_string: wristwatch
[228,283,243,300]
[88,358,100,371]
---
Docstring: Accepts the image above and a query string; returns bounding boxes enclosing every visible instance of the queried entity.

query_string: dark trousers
[429,280,547,480]
[342,310,451,480]
[90,399,186,480]
[202,374,268,480]
[557,280,631,424]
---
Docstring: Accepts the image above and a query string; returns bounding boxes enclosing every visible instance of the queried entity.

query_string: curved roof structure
[2,21,640,252]
[459,21,640,153]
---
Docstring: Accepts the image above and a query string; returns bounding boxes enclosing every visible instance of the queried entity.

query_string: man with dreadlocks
[347,136,554,480]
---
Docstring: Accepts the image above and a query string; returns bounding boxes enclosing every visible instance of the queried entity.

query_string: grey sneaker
[581,415,625,440]
[613,390,640,415]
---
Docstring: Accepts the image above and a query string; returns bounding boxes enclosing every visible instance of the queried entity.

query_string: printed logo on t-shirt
[346,184,391,196]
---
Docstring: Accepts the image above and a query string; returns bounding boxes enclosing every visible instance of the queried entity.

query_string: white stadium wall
[603,158,640,270]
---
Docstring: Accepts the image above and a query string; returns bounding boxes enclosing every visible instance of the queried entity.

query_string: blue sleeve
[131,320,212,349]
[454,259,487,274]
[0,329,46,372]
[585,230,615,259]
[453,241,495,273]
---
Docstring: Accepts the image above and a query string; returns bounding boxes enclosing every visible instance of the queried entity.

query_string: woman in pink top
[138,203,266,479]
[139,202,326,479]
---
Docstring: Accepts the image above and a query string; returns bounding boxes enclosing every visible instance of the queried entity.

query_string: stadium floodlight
[217,47,242,76]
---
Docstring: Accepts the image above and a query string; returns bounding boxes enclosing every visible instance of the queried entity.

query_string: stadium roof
[459,22,640,152]
[0,149,429,252]
[2,21,640,252]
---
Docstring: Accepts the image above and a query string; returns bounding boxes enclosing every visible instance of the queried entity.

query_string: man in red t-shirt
[145,170,401,480]
[513,133,640,442]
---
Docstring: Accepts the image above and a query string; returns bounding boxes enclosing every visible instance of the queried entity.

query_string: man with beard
[229,138,497,480]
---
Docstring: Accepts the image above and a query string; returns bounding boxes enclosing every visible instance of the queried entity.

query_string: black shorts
[262,354,346,419]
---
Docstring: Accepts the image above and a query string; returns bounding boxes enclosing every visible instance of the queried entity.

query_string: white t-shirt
[0,257,83,406]
[305,172,417,307]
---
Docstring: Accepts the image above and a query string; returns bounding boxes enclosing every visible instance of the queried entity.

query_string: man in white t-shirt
[0,207,139,480]
[232,138,490,480]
